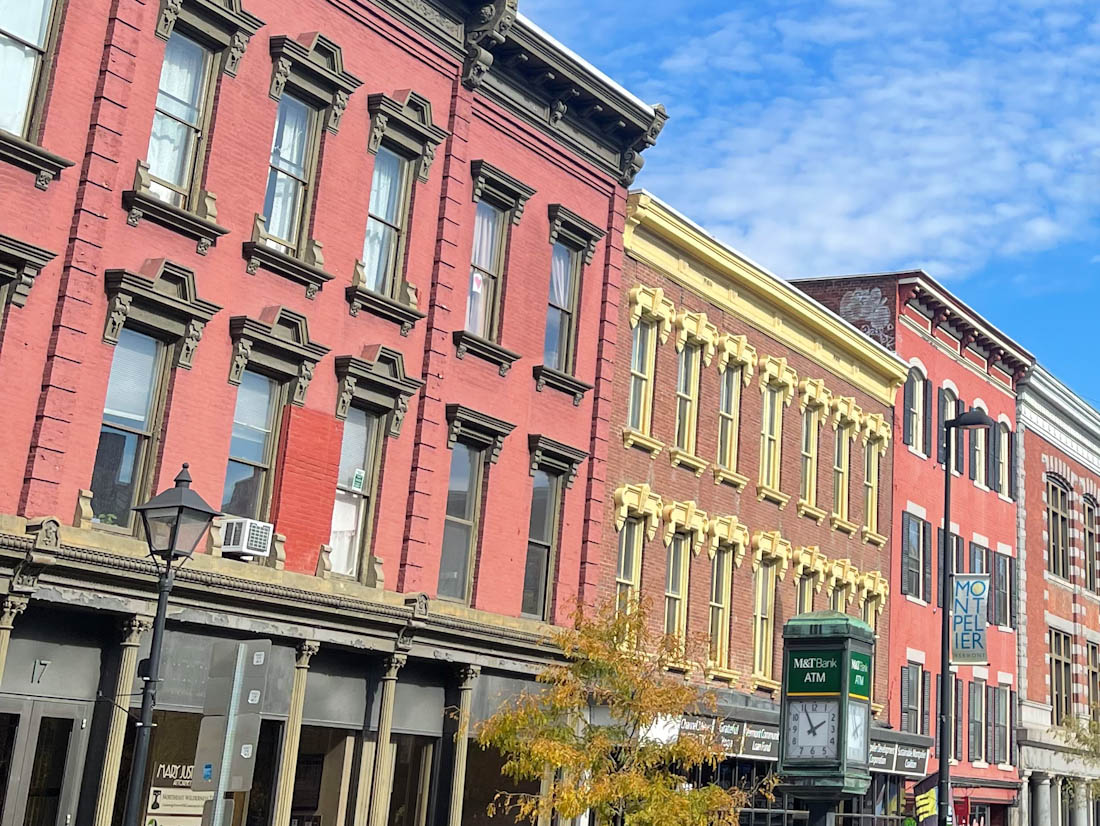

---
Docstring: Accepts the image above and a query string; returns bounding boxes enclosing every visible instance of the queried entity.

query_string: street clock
[779,610,874,801]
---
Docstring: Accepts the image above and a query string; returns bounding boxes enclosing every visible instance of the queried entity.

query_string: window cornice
[759,355,797,402]
[673,310,718,365]
[628,284,675,342]
[548,204,605,265]
[831,395,863,430]
[155,0,264,76]
[612,483,662,540]
[445,404,516,463]
[334,345,424,436]
[752,529,793,579]
[368,91,449,181]
[0,232,56,310]
[794,545,829,590]
[529,434,588,488]
[717,333,755,381]
[859,570,889,613]
[103,259,222,369]
[269,33,363,134]
[799,377,833,413]
[662,500,708,554]
[862,412,891,446]
[470,159,536,223]
[827,558,860,604]
[228,306,330,405]
[706,515,749,564]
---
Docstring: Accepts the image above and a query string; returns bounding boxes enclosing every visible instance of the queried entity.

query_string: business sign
[867,740,930,778]
[848,652,871,700]
[786,649,843,695]
[951,574,990,665]
[676,716,779,761]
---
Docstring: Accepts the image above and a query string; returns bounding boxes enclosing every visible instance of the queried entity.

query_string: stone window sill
[707,664,738,683]
[862,527,888,547]
[346,283,426,335]
[797,499,827,524]
[714,466,749,490]
[622,427,663,456]
[831,513,858,535]
[752,674,780,693]
[757,483,790,509]
[533,365,592,406]
[124,188,229,255]
[243,238,333,299]
[904,594,929,607]
[0,129,74,189]
[452,330,519,376]
[669,447,707,477]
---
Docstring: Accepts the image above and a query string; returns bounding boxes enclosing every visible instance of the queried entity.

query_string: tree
[476,599,769,826]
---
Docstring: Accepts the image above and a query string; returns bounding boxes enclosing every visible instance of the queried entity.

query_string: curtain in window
[543,243,574,369]
[0,0,53,135]
[361,147,404,293]
[147,33,207,199]
[465,201,503,336]
[263,94,311,247]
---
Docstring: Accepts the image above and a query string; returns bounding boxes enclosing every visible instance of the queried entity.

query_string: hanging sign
[951,574,990,665]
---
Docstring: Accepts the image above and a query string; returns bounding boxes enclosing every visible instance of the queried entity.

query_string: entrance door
[0,700,90,826]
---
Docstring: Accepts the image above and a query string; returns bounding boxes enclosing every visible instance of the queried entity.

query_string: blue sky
[525,0,1100,402]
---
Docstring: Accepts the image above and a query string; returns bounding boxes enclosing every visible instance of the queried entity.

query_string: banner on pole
[951,574,990,665]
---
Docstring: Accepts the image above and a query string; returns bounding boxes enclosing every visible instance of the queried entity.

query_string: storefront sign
[868,740,897,773]
[786,649,843,695]
[678,714,714,737]
[848,652,871,700]
[741,722,780,762]
[716,718,743,755]
[895,744,930,777]
[146,786,213,826]
[951,574,990,665]
[675,715,778,762]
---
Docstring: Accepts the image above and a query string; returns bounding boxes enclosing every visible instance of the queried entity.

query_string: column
[272,641,319,826]
[447,665,480,826]
[0,594,28,679]
[94,615,152,826]
[1034,774,1052,826]
[368,653,406,826]
[1073,779,1089,826]
[1053,776,1064,826]
[1014,771,1030,826]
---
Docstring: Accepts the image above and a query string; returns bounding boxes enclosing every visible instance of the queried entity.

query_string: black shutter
[986,547,995,624]
[988,425,999,492]
[937,528,945,608]
[901,513,912,595]
[970,542,980,574]
[937,388,947,463]
[901,666,911,732]
[955,399,966,474]
[968,681,979,761]
[955,678,964,760]
[923,380,933,457]
[969,423,977,480]
[903,373,914,446]
[1008,430,1017,500]
[934,673,941,756]
[1010,556,1018,628]
[922,669,932,736]
[1010,689,1018,764]
[922,520,933,603]
[986,684,995,763]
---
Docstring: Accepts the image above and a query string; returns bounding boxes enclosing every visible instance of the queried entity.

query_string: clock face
[846,700,869,763]
[785,699,839,760]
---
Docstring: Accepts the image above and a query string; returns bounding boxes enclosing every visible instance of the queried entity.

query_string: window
[797,574,815,614]
[615,517,643,614]
[799,407,819,506]
[328,408,384,579]
[1089,643,1100,722]
[939,387,964,472]
[902,367,929,455]
[938,531,963,609]
[900,663,923,734]
[221,370,280,520]
[521,469,561,619]
[972,416,988,486]
[627,320,656,433]
[760,386,783,489]
[388,734,435,826]
[969,680,985,761]
[901,512,932,601]
[861,597,878,635]
[664,533,690,644]
[0,0,58,137]
[464,200,507,339]
[992,686,1008,764]
[863,441,881,535]
[544,242,580,372]
[361,146,412,297]
[832,423,852,520]
[717,365,742,469]
[996,423,1011,494]
[953,677,964,761]
[1087,498,1098,594]
[708,546,732,669]
[1047,476,1070,579]
[437,443,484,603]
[830,583,848,613]
[752,563,777,678]
[674,345,701,452]
[262,93,318,255]
[89,330,165,530]
[991,553,1010,627]
[1051,628,1073,725]
[145,32,214,208]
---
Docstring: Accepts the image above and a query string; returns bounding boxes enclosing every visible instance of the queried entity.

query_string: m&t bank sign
[951,574,989,665]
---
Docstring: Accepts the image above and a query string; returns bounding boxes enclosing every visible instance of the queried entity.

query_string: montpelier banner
[951,574,990,665]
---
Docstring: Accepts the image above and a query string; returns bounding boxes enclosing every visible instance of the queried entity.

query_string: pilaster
[0,594,29,679]
[368,653,406,826]
[447,664,480,826]
[272,640,320,826]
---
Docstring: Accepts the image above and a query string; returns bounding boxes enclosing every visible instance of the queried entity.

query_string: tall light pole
[121,464,218,826]
[939,409,994,826]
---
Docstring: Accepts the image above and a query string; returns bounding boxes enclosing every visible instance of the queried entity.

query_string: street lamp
[121,463,219,826]
[938,409,994,826]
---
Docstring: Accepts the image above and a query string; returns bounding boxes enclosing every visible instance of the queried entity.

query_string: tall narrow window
[1089,643,1100,723]
[262,93,316,255]
[221,370,280,520]
[831,583,848,613]
[992,553,1010,627]
[615,518,643,614]
[90,329,164,530]
[992,687,1008,764]
[464,200,506,339]
[521,469,561,619]
[717,366,742,469]
[862,598,878,634]
[760,386,783,489]
[437,443,484,602]
[1086,498,1098,594]
[362,146,412,297]
[969,680,985,761]
[832,423,852,521]
[797,574,815,614]
[329,408,383,578]
[664,533,690,644]
[674,345,701,453]
[146,32,213,208]
[708,546,732,669]
[942,388,961,468]
[752,563,777,678]
[903,367,927,454]
[972,416,988,486]
[864,441,881,535]
[1047,476,1070,579]
[627,321,655,433]
[996,423,1011,493]
[901,664,921,734]
[0,0,57,136]
[1051,628,1073,724]
[800,408,819,506]
[543,242,580,372]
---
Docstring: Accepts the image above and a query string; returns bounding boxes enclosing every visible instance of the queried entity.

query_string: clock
[846,700,869,764]
[785,699,839,760]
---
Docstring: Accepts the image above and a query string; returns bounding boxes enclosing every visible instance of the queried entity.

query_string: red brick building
[617,193,920,819]
[796,272,1034,825]
[0,0,663,820]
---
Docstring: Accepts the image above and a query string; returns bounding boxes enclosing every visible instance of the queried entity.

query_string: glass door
[0,701,89,826]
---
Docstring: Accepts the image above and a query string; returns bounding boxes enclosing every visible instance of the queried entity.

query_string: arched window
[970,405,988,487]
[939,386,963,472]
[902,366,930,455]
[1085,496,1098,594]
[1047,475,1071,580]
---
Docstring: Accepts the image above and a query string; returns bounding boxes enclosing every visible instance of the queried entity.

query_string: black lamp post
[938,409,994,826]
[121,463,219,826]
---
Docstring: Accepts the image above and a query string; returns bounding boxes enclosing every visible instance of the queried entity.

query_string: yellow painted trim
[707,514,750,563]
[628,284,675,343]
[624,192,907,406]
[669,447,708,477]
[713,465,749,490]
[797,499,828,524]
[757,483,791,509]
[622,427,663,456]
[662,499,709,554]
[612,483,663,540]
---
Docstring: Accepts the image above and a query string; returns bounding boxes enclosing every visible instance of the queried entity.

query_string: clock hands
[807,715,826,736]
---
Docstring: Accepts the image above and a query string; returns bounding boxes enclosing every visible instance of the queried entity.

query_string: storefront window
[389,734,436,826]
[462,745,539,826]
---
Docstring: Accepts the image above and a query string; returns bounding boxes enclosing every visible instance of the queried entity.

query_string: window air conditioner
[220,518,274,559]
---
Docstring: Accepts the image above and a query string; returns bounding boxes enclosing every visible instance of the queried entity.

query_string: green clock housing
[778,610,875,800]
